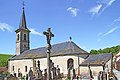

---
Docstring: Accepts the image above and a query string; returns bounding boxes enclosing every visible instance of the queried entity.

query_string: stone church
[8,6,113,79]
[8,6,88,77]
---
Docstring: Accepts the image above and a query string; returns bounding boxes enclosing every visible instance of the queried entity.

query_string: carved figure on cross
[43,28,54,49]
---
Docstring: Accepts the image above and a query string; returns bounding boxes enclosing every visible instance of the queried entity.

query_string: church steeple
[15,3,30,55]
[19,1,27,29]
[19,8,27,29]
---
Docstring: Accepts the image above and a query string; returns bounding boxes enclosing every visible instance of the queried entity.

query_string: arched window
[24,34,26,41]
[67,58,74,70]
[17,34,19,40]
[25,66,27,72]
[12,66,14,71]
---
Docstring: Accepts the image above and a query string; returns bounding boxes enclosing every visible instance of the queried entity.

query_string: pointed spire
[19,1,27,29]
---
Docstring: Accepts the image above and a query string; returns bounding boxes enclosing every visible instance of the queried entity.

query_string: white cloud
[67,7,79,16]
[99,0,116,15]
[89,0,116,15]
[29,28,43,36]
[114,17,120,22]
[103,27,118,36]
[106,16,120,28]
[97,27,118,41]
[107,0,116,6]
[89,4,103,15]
[0,23,12,32]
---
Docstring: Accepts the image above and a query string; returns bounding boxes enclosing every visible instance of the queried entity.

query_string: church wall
[8,55,85,77]
[8,59,33,77]
[80,66,103,77]
[79,58,86,64]
[36,55,85,76]
[16,32,21,55]
[16,43,21,55]
[105,59,112,72]
[80,59,112,78]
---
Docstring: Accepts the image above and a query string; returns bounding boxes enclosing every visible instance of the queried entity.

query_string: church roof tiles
[10,41,88,60]
[80,53,112,66]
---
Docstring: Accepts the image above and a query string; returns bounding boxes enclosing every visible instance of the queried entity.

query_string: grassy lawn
[0,54,13,67]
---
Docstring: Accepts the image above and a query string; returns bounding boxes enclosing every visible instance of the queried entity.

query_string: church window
[24,34,26,41]
[13,66,14,71]
[25,66,27,72]
[17,34,19,40]
[24,45,26,47]
[67,58,74,70]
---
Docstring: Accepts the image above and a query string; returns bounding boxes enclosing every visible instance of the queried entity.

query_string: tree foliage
[90,45,120,54]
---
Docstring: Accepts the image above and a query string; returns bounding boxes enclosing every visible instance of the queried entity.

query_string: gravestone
[57,65,61,79]
[14,73,16,77]
[28,68,33,80]
[51,63,57,80]
[67,68,71,79]
[43,69,47,80]
[98,71,103,80]
[26,74,28,80]
[73,69,76,79]
[36,69,43,80]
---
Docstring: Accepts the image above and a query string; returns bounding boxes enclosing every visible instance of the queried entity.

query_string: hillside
[0,54,13,67]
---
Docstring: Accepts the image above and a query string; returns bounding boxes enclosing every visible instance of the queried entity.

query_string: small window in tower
[13,66,14,71]
[25,66,27,72]
[24,34,26,41]
[24,45,26,47]
[17,34,19,40]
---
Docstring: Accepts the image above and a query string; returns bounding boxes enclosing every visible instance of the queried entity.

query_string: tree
[90,45,120,54]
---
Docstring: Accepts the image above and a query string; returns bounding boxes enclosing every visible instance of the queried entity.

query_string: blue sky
[0,0,120,54]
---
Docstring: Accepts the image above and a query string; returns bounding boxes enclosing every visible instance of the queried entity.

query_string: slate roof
[19,8,27,29]
[10,41,88,60]
[15,8,30,33]
[80,53,112,66]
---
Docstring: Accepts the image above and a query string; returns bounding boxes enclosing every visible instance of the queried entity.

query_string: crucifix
[22,1,25,9]
[43,28,54,80]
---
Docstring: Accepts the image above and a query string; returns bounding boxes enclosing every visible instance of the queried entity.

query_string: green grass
[0,54,13,67]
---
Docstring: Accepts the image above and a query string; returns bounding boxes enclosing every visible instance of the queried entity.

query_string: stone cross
[43,28,54,80]
[43,28,54,50]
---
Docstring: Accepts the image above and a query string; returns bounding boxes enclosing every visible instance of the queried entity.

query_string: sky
[0,0,120,54]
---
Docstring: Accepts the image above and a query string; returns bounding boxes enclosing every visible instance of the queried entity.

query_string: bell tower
[15,5,30,55]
